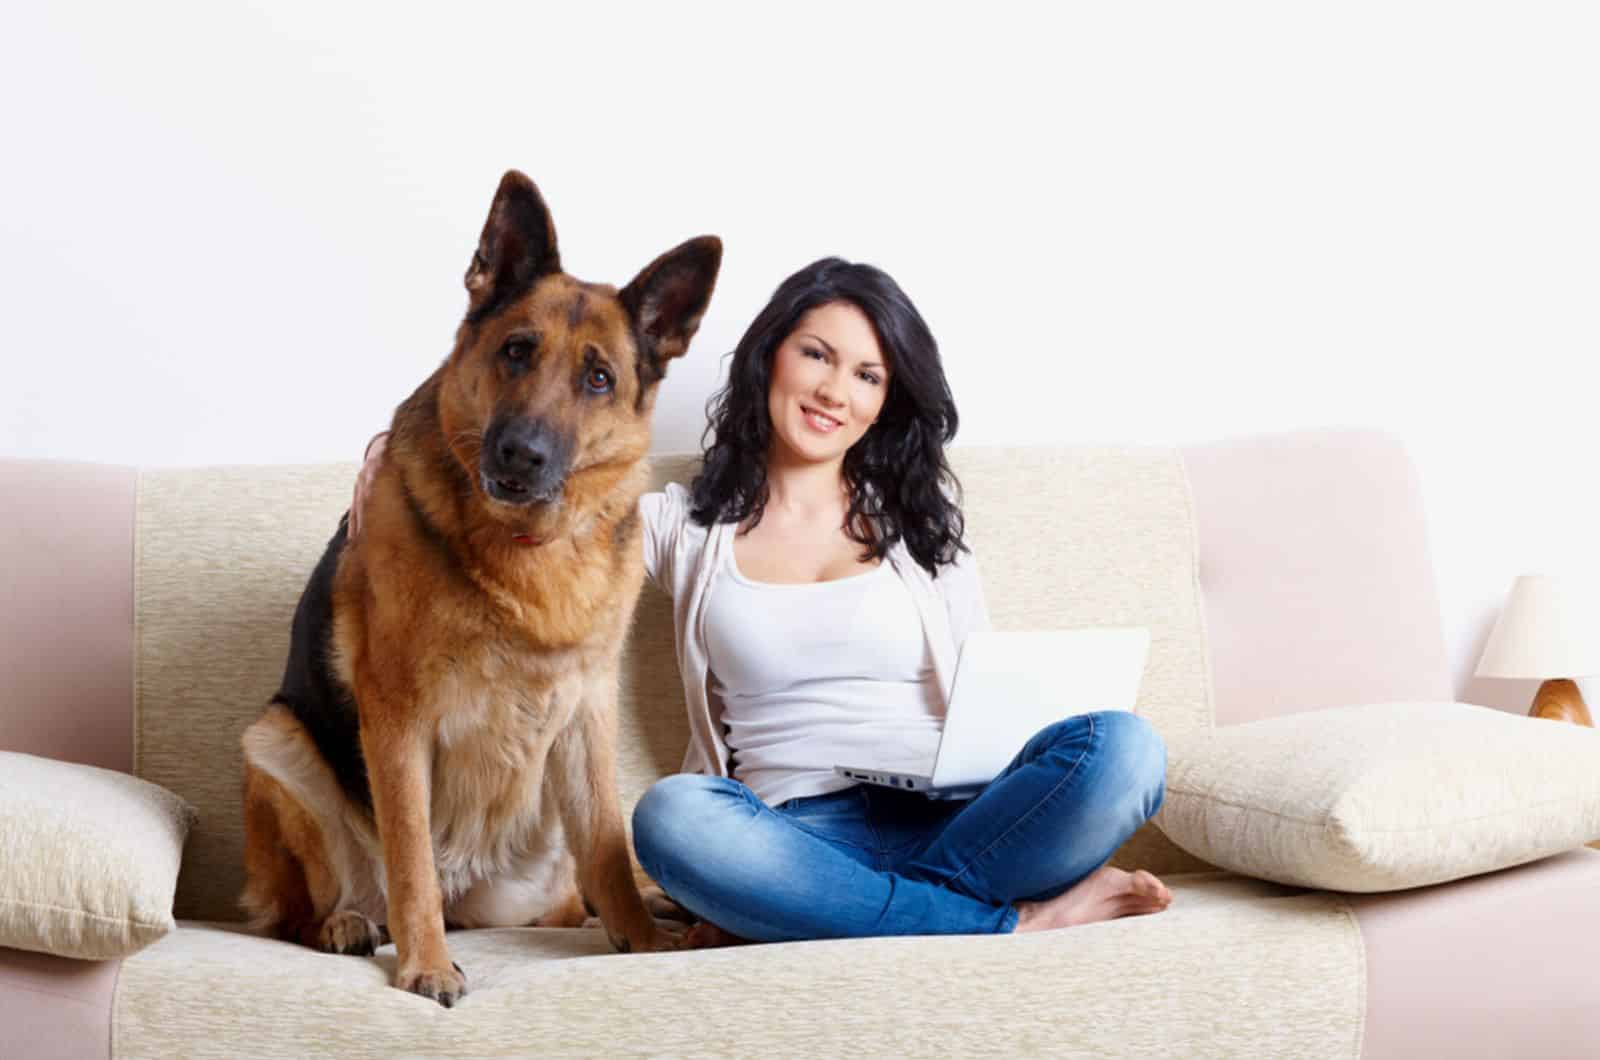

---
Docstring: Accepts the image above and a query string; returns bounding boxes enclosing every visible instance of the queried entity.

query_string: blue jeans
[631,710,1167,941]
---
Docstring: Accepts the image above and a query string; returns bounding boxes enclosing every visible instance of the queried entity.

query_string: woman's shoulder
[640,481,694,524]
[889,536,981,576]
[640,481,714,559]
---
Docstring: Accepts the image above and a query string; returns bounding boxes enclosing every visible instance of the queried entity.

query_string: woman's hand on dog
[350,431,389,538]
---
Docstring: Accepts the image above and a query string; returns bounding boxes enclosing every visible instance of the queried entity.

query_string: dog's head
[437,170,721,543]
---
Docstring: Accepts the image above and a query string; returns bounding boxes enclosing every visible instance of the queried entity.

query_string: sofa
[4,425,1599,1058]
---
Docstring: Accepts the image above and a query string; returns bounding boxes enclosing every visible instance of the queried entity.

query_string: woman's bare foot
[1013,865,1173,933]
[683,920,751,949]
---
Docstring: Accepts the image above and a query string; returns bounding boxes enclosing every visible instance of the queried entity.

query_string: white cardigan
[639,482,992,779]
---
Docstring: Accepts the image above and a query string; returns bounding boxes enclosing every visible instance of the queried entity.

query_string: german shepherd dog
[239,171,720,1006]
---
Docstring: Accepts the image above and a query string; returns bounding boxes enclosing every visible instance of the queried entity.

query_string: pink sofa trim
[0,947,119,1060]
[1347,848,1600,1058]
[0,461,135,771]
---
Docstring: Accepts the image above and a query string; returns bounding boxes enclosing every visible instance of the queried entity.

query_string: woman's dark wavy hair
[689,256,966,576]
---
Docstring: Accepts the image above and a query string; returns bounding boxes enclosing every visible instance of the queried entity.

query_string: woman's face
[766,301,891,468]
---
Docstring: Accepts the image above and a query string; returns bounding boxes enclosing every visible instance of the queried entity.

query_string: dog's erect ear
[620,236,723,370]
[464,170,561,319]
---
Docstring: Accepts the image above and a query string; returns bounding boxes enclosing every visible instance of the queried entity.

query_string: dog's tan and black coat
[239,171,720,1006]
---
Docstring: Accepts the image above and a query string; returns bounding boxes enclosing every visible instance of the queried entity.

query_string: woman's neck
[762,447,847,522]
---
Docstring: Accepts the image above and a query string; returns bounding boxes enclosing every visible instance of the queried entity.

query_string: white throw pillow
[1153,701,1600,892]
[0,752,197,959]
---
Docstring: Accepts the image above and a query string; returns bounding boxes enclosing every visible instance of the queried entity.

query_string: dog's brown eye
[503,339,532,361]
[585,367,614,394]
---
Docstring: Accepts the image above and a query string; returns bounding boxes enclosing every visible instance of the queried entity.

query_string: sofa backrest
[0,427,1452,921]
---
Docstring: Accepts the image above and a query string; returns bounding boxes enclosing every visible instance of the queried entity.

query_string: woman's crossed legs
[632,710,1171,944]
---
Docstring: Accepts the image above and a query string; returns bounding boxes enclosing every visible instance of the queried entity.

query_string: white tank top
[703,538,943,805]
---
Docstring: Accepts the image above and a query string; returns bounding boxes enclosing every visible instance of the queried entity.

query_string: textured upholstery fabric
[0,753,195,959]
[1156,701,1600,891]
[134,464,358,923]
[114,873,1363,1059]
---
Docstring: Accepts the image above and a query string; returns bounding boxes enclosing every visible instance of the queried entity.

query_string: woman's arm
[638,485,685,592]
[943,545,992,649]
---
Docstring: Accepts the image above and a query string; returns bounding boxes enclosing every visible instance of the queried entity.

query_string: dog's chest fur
[423,639,583,898]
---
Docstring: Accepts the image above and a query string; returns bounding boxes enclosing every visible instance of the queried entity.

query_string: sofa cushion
[0,752,196,959]
[1180,428,1452,725]
[1155,701,1600,891]
[114,873,1362,1057]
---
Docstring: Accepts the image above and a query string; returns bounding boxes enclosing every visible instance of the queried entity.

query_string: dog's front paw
[396,959,467,1008]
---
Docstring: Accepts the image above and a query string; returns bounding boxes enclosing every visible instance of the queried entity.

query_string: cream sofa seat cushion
[115,873,1364,1058]
[0,752,196,959]
[1155,701,1600,892]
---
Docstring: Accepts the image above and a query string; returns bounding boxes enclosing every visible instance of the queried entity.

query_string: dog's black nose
[491,417,566,476]
[483,417,571,502]
[497,427,550,473]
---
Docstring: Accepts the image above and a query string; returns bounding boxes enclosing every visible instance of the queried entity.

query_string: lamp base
[1529,679,1594,726]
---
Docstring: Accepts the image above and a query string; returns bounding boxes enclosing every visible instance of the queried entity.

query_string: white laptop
[834,628,1151,799]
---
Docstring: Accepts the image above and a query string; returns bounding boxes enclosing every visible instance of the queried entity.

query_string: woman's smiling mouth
[801,404,843,432]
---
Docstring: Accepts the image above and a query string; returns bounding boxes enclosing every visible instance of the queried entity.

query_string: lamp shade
[1475,574,1600,679]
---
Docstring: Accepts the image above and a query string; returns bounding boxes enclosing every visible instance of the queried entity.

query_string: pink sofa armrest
[0,460,136,772]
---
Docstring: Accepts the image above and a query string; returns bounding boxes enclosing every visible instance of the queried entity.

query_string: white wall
[4,2,1597,712]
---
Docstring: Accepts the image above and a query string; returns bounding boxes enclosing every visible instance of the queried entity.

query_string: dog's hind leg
[537,887,591,928]
[638,882,694,923]
[241,762,318,944]
[241,708,386,955]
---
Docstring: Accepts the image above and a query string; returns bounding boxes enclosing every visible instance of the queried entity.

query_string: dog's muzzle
[481,417,571,505]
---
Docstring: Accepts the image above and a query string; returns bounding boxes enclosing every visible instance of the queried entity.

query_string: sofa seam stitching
[1174,448,1216,735]
[132,469,144,778]
[1336,895,1368,1060]
[1166,785,1600,831]
[108,953,126,1060]
[0,895,172,930]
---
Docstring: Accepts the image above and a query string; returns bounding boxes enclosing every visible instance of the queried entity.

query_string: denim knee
[1095,711,1167,819]
[631,773,731,878]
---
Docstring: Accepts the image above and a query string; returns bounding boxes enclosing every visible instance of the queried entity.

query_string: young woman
[357,257,1173,948]
[629,257,1171,947]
